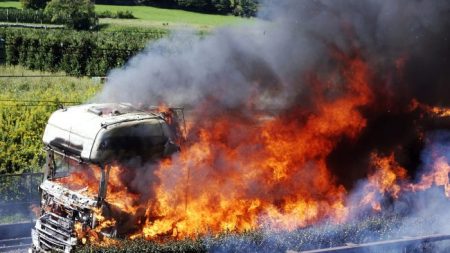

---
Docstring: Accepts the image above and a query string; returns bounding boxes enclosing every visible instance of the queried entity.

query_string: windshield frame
[44,147,108,202]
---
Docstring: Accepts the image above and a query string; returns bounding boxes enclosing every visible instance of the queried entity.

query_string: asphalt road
[0,222,33,253]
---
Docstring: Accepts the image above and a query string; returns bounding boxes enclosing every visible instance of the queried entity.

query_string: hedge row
[0,8,56,24]
[0,28,168,76]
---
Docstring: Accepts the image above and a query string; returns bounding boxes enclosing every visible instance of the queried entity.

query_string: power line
[0,104,79,108]
[0,104,62,107]
[0,26,167,36]
[0,99,81,104]
[3,43,141,52]
[0,75,107,78]
[0,75,69,78]
[0,99,81,108]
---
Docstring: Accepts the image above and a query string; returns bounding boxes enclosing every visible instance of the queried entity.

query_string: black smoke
[97,0,450,191]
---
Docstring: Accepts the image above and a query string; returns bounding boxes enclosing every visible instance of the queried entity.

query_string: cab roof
[43,103,168,162]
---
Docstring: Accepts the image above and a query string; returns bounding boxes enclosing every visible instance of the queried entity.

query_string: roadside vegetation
[78,214,449,253]
[0,66,101,173]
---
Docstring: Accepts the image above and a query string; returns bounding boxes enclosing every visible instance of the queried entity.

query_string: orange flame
[409,156,450,197]
[359,153,407,211]
[50,52,450,245]
[411,99,450,118]
[132,51,372,238]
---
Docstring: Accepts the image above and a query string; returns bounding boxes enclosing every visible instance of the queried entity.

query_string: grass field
[0,1,19,8]
[0,1,251,30]
[96,4,249,30]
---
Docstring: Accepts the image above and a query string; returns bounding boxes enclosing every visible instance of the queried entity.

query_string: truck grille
[33,213,77,252]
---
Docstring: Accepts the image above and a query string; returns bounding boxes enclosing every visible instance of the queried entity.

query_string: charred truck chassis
[31,103,182,252]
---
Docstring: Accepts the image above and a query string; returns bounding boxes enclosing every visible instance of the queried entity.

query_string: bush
[116,10,135,19]
[20,0,49,10]
[97,10,113,18]
[97,10,135,19]
[0,66,101,173]
[44,0,96,30]
[232,0,257,17]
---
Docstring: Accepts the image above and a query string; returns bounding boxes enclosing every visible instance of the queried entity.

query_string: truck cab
[31,103,181,252]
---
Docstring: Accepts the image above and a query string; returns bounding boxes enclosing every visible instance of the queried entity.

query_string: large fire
[137,49,372,238]
[56,49,450,244]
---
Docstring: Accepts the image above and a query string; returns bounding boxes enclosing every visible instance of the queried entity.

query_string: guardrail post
[0,37,4,65]
[28,173,33,223]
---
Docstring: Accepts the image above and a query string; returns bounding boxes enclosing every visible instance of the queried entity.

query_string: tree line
[135,0,258,17]
[21,0,259,17]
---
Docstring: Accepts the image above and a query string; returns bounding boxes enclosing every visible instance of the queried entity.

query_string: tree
[211,0,232,14]
[232,0,257,17]
[175,0,213,11]
[20,0,49,10]
[44,0,96,30]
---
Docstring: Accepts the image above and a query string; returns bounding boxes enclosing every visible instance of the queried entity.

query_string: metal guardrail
[0,36,4,64]
[0,173,43,226]
[0,237,32,252]
[0,22,65,29]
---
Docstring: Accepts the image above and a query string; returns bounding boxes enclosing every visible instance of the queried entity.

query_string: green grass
[0,1,20,9]
[96,4,250,30]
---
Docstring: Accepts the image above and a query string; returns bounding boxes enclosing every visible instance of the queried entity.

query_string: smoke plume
[97,0,450,185]
[92,0,450,248]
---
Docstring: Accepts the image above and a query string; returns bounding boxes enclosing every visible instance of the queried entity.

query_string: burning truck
[24,1,450,251]
[31,103,183,252]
